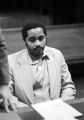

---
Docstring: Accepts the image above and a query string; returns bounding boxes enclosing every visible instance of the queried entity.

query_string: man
[0,28,16,112]
[8,22,76,106]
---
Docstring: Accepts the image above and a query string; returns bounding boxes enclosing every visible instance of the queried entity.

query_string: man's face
[25,27,47,60]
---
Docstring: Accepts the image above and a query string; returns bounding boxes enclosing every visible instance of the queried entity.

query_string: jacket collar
[17,47,49,66]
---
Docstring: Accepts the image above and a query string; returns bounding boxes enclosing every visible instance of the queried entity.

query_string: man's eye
[38,36,45,41]
[28,37,36,42]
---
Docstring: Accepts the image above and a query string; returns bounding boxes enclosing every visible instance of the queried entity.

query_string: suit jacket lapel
[47,55,61,99]
[17,49,34,104]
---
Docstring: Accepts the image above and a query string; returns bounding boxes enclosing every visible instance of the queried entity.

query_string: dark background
[0,0,84,25]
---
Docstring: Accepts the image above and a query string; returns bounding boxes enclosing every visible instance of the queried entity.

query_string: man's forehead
[27,27,44,36]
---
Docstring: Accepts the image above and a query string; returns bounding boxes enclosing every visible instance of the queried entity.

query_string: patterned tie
[33,61,44,90]
[33,55,49,91]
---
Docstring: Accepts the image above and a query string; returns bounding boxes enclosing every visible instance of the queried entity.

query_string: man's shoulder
[8,49,26,61]
[45,46,65,62]
[45,46,62,56]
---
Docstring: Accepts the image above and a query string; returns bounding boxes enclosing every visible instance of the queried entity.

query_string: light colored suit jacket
[8,46,76,106]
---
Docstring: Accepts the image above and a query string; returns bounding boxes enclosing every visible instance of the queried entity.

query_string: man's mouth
[34,47,44,53]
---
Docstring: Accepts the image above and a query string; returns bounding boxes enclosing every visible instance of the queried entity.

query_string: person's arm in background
[0,28,16,112]
[0,29,9,85]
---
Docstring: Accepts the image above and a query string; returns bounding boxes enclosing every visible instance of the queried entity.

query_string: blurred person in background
[0,28,16,112]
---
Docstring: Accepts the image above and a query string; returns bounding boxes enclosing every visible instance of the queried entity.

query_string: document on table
[32,99,83,120]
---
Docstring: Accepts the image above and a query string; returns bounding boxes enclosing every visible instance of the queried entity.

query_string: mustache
[34,46,44,51]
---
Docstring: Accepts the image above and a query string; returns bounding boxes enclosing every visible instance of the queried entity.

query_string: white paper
[32,99,83,120]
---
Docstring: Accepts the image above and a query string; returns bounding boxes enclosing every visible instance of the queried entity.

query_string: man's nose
[35,40,41,46]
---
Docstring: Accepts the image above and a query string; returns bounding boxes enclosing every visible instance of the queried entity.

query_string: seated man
[8,22,76,107]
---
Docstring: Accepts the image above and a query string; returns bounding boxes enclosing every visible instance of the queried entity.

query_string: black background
[0,0,84,25]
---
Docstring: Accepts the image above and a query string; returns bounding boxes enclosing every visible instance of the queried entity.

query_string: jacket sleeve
[0,29,9,85]
[60,52,76,101]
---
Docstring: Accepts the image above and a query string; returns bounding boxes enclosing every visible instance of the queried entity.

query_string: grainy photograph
[0,0,84,120]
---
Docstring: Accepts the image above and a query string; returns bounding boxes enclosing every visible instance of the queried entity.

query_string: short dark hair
[22,22,47,41]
